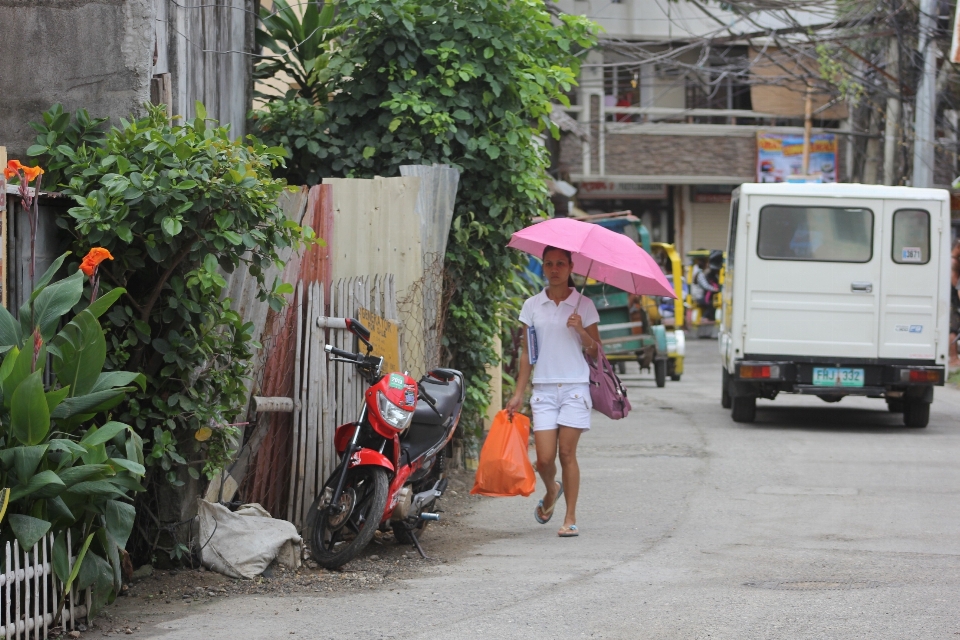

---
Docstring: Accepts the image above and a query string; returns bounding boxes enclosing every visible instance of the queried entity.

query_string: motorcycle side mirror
[345,318,374,353]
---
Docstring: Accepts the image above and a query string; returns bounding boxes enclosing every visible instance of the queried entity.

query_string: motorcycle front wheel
[304,465,389,569]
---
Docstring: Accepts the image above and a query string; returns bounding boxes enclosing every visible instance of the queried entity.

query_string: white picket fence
[1,532,90,639]
[286,275,398,529]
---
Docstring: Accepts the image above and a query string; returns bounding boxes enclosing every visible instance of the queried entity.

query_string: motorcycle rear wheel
[305,466,389,569]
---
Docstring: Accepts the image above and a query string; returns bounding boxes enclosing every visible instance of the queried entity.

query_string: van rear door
[743,195,883,358]
[877,200,943,360]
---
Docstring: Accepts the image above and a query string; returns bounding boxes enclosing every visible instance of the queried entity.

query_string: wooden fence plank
[334,279,345,428]
[286,283,303,523]
[314,285,328,488]
[294,285,311,527]
[301,283,318,527]
[323,282,336,470]
[304,282,322,522]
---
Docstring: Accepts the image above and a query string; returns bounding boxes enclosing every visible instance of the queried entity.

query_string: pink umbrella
[508,217,677,299]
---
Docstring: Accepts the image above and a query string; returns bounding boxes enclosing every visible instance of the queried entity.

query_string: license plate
[812,367,864,387]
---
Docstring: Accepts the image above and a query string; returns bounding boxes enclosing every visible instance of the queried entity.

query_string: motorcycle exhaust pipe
[419,512,440,521]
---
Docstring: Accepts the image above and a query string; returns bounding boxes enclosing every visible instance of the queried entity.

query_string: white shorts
[530,383,592,432]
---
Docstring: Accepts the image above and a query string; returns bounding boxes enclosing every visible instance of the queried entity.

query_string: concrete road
[147,339,960,639]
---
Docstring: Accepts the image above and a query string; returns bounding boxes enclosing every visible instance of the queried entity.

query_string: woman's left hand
[567,313,584,333]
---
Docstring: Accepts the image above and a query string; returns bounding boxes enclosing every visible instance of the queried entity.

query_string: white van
[719,183,950,428]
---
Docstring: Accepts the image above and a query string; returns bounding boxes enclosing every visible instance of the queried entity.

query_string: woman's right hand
[505,393,523,419]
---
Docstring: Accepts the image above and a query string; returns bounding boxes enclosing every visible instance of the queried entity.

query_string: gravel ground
[75,470,492,638]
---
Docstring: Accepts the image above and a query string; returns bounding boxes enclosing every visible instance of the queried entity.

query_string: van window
[891,209,930,264]
[757,206,873,262]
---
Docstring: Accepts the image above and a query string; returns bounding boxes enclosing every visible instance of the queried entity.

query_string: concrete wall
[0,0,153,158]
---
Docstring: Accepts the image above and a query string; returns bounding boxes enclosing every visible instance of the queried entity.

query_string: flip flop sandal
[558,524,579,537]
[534,481,564,524]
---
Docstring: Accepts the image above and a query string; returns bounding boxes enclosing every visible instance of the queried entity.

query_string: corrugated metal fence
[231,166,459,523]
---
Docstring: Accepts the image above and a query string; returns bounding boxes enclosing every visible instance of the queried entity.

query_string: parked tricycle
[576,214,685,387]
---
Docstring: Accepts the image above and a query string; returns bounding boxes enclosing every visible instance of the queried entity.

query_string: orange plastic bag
[471,410,536,497]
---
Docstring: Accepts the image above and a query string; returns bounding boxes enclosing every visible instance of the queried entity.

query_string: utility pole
[912,0,938,188]
[883,37,900,185]
[802,86,813,176]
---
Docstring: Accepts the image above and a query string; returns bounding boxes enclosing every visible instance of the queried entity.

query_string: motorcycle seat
[411,376,462,426]
[400,422,447,467]
[400,374,462,466]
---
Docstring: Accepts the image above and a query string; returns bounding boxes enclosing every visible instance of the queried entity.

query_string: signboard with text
[952,6,960,63]
[357,307,401,374]
[756,132,837,184]
[577,181,667,200]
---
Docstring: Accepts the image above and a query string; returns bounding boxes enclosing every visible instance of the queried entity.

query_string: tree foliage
[28,104,311,490]
[254,0,346,103]
[252,97,329,186]
[254,0,597,431]
[0,253,146,618]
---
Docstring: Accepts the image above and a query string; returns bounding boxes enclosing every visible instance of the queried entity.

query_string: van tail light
[739,364,780,379]
[900,368,942,384]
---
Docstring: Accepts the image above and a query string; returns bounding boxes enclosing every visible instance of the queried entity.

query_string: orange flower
[3,160,43,183]
[80,247,114,277]
[21,165,44,182]
[3,160,23,180]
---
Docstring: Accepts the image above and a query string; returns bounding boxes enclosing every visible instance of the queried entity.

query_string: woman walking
[505,246,601,537]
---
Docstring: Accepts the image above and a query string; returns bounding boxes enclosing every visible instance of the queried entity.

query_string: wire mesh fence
[398,252,448,378]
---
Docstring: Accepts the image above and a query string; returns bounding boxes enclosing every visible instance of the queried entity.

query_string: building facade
[553,0,853,255]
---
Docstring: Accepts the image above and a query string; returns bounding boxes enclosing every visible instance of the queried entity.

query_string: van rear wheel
[731,396,756,423]
[903,401,930,429]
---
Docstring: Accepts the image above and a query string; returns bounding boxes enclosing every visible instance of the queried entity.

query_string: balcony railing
[603,106,779,124]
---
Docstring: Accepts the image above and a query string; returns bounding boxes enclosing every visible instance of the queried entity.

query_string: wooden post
[802,86,813,176]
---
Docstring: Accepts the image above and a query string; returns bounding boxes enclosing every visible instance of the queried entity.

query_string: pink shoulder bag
[587,346,632,420]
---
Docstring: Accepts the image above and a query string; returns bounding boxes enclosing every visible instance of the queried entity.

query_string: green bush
[28,102,312,495]
[254,0,597,432]
[0,253,146,619]
[251,97,329,186]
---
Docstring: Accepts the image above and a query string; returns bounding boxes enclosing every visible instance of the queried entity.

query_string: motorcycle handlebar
[324,344,362,362]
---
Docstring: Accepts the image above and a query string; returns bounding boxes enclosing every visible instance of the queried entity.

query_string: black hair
[542,246,575,288]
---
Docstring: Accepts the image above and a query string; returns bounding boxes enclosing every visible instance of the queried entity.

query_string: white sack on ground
[197,499,302,579]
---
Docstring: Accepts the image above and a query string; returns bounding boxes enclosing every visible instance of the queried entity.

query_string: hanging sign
[952,8,960,63]
[357,307,401,374]
[756,132,837,184]
[577,182,667,199]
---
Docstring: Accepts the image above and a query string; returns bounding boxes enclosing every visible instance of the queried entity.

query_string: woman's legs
[557,426,583,527]
[534,429,561,511]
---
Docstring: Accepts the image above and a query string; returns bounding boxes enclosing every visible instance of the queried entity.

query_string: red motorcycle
[304,318,464,568]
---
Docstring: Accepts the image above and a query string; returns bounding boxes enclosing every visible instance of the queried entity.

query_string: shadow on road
[743,403,919,434]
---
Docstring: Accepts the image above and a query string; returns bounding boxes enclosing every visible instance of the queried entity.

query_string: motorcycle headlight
[377,391,414,431]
